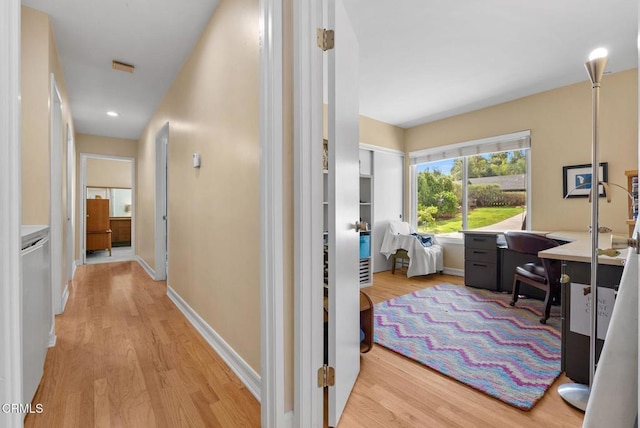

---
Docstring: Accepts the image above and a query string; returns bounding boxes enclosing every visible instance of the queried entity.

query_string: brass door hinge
[317,28,335,51]
[317,365,335,387]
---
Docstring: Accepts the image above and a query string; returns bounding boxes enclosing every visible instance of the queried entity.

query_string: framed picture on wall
[562,162,608,198]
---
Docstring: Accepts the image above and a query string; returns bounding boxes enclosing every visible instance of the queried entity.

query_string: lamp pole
[557,48,608,412]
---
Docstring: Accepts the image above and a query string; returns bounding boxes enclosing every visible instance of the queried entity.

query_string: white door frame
[154,123,169,281]
[292,0,324,426]
[259,0,287,426]
[50,74,65,315]
[66,123,75,282]
[0,0,23,425]
[79,153,136,265]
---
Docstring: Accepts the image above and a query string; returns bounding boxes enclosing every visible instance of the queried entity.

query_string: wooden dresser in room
[110,217,132,246]
[86,199,112,255]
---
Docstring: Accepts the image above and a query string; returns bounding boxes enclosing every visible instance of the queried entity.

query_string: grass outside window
[417,206,526,234]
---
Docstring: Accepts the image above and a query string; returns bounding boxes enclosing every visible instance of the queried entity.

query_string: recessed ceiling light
[107,111,118,117]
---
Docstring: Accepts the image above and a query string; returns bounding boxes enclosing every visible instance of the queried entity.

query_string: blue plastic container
[359,234,370,259]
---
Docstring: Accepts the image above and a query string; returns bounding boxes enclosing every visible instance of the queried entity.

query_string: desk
[462,230,627,384]
[539,232,626,384]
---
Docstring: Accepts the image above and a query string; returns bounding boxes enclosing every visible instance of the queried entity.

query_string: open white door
[326,0,360,425]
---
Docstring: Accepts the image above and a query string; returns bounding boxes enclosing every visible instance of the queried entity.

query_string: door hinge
[317,28,335,51]
[317,365,335,387]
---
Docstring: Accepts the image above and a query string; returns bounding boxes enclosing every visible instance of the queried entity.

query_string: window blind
[409,130,531,165]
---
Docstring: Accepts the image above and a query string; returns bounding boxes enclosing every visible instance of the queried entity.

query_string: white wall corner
[166,285,261,401]
[136,256,156,280]
[443,267,464,277]
[71,260,77,280]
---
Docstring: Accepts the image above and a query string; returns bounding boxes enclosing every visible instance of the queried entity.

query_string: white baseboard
[60,283,69,313]
[48,325,56,348]
[136,256,156,280]
[283,411,293,428]
[75,258,82,267]
[166,285,261,401]
[443,267,464,277]
[71,260,77,279]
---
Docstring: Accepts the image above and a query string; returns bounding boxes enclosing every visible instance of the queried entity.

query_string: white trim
[166,285,261,400]
[71,260,77,280]
[443,267,465,277]
[436,233,464,245]
[259,0,286,426]
[293,0,324,426]
[80,153,136,266]
[359,143,405,156]
[154,123,169,281]
[282,411,294,428]
[60,283,69,313]
[0,0,23,424]
[136,256,156,280]
[51,74,64,316]
[408,130,531,163]
[48,325,57,348]
[66,123,75,283]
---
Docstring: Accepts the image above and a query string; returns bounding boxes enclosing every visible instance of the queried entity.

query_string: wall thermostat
[193,153,201,168]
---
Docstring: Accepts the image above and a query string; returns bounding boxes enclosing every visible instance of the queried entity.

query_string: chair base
[510,274,560,324]
[391,249,409,275]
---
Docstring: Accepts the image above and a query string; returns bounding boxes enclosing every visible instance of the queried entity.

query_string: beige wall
[21,7,51,225]
[323,105,405,151]
[22,6,75,294]
[406,68,638,234]
[136,0,261,376]
[86,158,132,188]
[75,133,137,259]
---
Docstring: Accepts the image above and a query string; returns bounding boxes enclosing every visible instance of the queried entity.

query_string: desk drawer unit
[464,233,500,291]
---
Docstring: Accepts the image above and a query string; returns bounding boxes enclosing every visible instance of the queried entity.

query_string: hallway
[26,262,260,428]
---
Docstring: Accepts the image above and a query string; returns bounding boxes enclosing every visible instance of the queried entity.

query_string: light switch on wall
[193,153,201,168]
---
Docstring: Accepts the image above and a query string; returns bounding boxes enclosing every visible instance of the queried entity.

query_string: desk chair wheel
[539,318,547,325]
[509,301,515,307]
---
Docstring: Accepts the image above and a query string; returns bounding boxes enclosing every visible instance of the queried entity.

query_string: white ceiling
[22,0,220,140]
[22,0,638,139]
[345,0,638,128]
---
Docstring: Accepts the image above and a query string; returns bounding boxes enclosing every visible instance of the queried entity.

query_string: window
[87,187,132,217]
[410,131,531,235]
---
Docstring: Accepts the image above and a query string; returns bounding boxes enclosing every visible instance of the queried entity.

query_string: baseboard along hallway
[25,261,260,428]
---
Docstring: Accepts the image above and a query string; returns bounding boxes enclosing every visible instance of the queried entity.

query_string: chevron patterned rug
[373,283,561,410]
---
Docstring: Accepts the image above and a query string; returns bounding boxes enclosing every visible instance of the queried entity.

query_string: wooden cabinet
[625,169,638,237]
[87,199,110,231]
[110,217,131,245]
[86,199,111,255]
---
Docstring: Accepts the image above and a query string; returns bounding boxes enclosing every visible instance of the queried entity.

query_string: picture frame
[562,162,608,198]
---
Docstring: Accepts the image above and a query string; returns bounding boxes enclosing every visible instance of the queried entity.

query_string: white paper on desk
[570,283,617,340]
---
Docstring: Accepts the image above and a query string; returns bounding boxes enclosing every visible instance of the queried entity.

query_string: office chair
[503,231,561,324]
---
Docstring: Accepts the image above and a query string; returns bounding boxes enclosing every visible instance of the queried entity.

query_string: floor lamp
[557,48,608,411]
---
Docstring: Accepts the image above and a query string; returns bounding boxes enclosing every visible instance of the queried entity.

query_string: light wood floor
[25,262,260,428]
[338,269,584,428]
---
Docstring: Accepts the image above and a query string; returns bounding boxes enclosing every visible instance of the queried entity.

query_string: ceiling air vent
[112,60,134,74]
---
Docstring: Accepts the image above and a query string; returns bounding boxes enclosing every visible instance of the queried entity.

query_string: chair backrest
[503,231,559,256]
[388,220,413,236]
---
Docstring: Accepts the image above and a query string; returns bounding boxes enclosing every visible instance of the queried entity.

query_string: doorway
[50,74,64,315]
[66,123,75,281]
[79,154,136,265]
[154,123,168,281]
